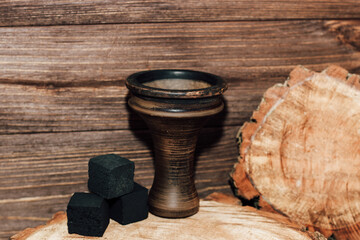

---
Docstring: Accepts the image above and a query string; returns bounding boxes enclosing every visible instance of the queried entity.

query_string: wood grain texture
[325,20,360,51]
[232,66,360,239]
[0,0,360,27]
[11,201,324,240]
[0,81,267,133]
[1,21,359,84]
[0,21,359,134]
[0,126,238,239]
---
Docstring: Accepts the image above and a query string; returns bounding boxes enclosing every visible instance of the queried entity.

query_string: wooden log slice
[231,65,360,239]
[11,198,322,240]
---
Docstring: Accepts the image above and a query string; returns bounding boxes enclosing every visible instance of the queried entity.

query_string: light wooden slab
[11,200,323,240]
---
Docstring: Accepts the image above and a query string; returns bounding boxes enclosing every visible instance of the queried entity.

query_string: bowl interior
[126,69,227,98]
[143,79,211,90]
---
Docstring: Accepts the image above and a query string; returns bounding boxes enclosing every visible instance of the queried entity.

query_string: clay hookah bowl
[126,70,227,218]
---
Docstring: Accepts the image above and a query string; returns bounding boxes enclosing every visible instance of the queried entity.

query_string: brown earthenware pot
[126,69,227,218]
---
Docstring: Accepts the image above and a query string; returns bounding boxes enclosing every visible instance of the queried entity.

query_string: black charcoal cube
[109,182,148,225]
[67,192,109,237]
[88,154,135,199]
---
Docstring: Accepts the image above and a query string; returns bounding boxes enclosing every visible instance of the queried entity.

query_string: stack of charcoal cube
[66,154,148,237]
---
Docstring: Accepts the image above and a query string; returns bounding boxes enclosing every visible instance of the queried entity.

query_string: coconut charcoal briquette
[109,182,148,225]
[88,154,134,199]
[67,192,109,237]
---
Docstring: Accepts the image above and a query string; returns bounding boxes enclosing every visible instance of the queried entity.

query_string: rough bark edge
[230,65,315,200]
[230,65,360,238]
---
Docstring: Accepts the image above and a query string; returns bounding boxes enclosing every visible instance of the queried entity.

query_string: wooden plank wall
[0,1,360,238]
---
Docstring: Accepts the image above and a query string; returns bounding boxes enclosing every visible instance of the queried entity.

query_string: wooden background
[0,1,360,239]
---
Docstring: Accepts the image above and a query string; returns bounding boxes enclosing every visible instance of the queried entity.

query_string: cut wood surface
[0,0,359,27]
[231,65,360,239]
[0,21,359,133]
[11,200,324,240]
